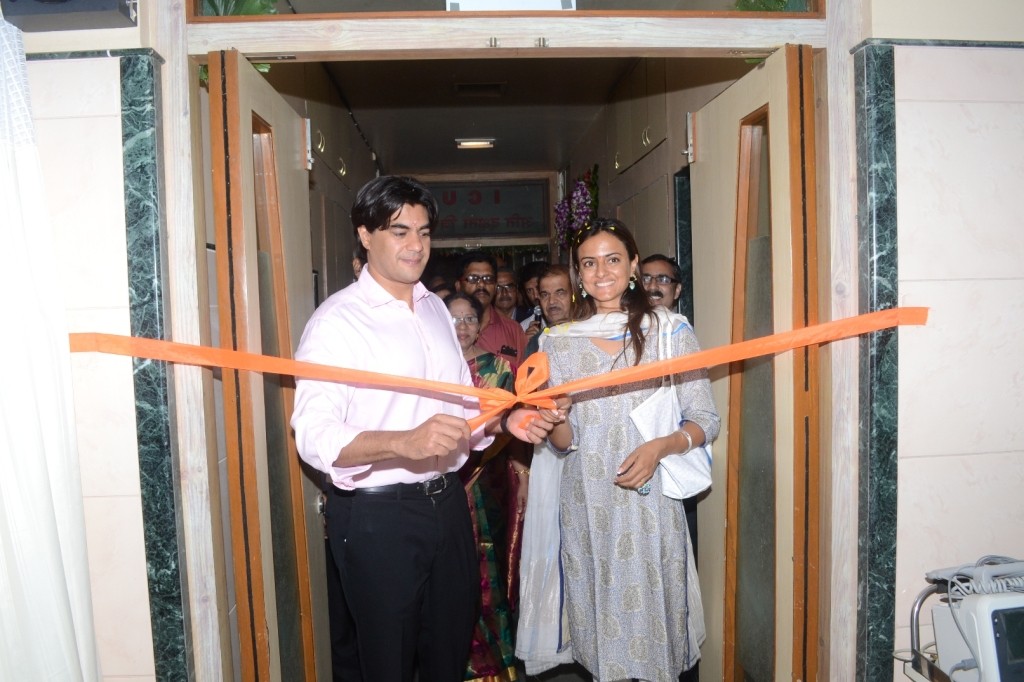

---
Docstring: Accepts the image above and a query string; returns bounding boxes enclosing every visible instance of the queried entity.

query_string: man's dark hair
[352,175,438,259]
[518,260,548,285]
[496,266,517,281]
[641,253,682,283]
[456,250,497,280]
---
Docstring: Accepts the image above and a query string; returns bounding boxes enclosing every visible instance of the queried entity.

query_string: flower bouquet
[555,164,599,251]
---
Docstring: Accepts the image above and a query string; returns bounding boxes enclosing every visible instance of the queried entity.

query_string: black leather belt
[335,472,459,499]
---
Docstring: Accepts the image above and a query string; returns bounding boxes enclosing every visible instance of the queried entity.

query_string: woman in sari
[445,292,522,681]
[541,218,720,682]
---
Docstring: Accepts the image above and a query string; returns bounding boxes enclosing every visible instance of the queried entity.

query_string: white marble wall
[893,44,1024,675]
[27,57,156,681]
[872,0,1024,42]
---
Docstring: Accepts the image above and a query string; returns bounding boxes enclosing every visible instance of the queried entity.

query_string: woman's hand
[615,439,665,491]
[544,395,573,451]
[537,395,571,425]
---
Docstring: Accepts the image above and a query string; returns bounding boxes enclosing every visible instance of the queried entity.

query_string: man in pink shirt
[455,251,528,371]
[291,176,558,682]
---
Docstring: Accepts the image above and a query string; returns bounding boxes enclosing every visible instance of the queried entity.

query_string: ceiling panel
[324,57,634,174]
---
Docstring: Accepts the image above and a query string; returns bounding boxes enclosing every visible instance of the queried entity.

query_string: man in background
[516,260,547,327]
[456,251,527,370]
[640,253,682,312]
[494,266,520,320]
[524,264,572,358]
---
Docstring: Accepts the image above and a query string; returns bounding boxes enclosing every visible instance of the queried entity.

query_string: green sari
[462,352,518,682]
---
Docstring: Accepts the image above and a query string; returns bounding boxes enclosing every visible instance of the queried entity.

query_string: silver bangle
[680,428,693,453]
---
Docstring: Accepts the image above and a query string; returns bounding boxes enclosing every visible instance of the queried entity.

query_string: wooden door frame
[156,3,867,676]
[786,44,820,682]
[208,49,272,682]
[723,104,772,682]
[207,49,317,681]
[720,44,821,682]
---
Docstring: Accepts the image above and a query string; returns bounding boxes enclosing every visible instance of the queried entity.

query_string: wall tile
[83,495,156,677]
[897,100,1024,281]
[35,115,129,311]
[895,46,1024,103]
[898,280,1024,458]
[26,58,121,119]
[67,309,141,498]
[894,451,1024,629]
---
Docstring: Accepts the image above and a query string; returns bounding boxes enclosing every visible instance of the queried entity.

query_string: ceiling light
[456,138,495,149]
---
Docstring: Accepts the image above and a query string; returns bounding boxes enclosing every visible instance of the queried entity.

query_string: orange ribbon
[68,306,927,430]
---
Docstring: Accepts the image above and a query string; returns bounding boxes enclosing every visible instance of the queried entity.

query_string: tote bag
[628,310,713,500]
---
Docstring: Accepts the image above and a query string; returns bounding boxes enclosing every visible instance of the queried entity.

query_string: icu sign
[426,180,550,240]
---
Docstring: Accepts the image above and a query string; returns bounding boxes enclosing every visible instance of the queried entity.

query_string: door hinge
[682,112,695,164]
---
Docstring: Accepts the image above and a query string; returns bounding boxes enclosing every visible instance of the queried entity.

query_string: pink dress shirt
[291,268,492,490]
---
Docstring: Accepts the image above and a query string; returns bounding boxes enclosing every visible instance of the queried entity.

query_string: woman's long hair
[569,218,654,365]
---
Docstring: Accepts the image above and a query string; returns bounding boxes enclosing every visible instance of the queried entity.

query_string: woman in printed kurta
[542,219,720,682]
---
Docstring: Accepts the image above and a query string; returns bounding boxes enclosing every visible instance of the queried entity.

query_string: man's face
[457,261,496,308]
[538,273,571,326]
[522,276,540,307]
[357,204,430,300]
[641,259,682,309]
[495,271,518,314]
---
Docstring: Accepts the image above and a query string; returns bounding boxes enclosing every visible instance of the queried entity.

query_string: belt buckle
[422,474,448,496]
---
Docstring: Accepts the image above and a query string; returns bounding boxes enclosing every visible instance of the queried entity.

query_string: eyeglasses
[451,315,480,326]
[495,283,516,292]
[642,274,680,285]
[462,275,495,285]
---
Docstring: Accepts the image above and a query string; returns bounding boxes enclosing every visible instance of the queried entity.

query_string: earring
[629,276,637,291]
[580,287,588,299]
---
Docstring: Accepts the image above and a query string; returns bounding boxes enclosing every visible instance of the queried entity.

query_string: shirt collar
[357,265,431,309]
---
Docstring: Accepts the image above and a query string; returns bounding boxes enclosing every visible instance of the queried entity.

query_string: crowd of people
[291,175,719,682]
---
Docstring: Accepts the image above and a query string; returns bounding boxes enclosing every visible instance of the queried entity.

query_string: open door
[689,45,821,682]
[206,49,328,681]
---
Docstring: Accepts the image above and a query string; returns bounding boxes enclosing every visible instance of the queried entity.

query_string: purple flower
[554,164,600,250]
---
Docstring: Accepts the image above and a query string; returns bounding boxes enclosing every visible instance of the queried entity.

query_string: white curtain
[0,14,100,682]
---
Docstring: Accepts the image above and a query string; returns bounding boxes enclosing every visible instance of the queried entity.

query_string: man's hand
[397,414,471,460]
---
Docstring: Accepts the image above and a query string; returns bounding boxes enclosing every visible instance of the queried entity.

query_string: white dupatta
[543,309,713,499]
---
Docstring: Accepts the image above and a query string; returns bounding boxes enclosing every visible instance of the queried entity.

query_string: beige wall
[891,43,1024,677]
[872,0,1024,41]
[27,57,157,682]
[568,58,753,256]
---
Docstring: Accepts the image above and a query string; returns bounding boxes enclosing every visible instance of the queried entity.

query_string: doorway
[197,41,825,682]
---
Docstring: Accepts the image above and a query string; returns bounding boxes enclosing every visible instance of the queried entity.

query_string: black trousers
[325,480,480,682]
